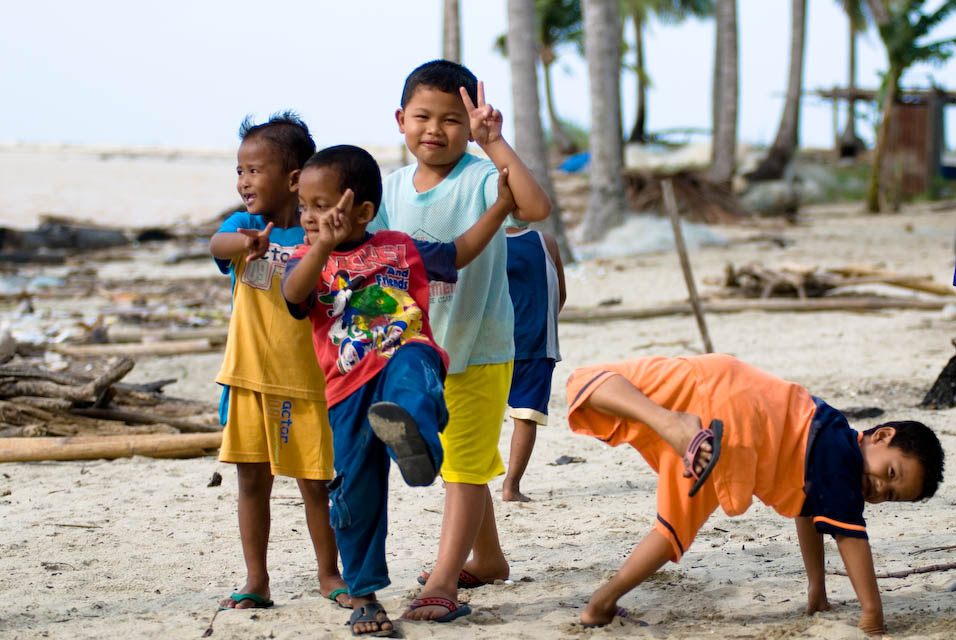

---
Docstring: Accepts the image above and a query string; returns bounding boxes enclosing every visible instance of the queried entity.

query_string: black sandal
[348,601,396,637]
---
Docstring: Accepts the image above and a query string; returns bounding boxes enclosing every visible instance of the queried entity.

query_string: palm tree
[507,0,574,261]
[581,0,627,242]
[443,0,461,62]
[838,0,867,157]
[495,0,583,154]
[864,0,956,212]
[746,0,806,181]
[710,0,737,186]
[622,0,714,144]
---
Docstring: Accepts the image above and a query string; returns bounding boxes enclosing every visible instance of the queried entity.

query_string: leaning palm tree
[710,0,738,186]
[443,0,461,62]
[864,0,956,212]
[621,0,714,144]
[507,0,574,262]
[746,0,806,181]
[581,0,628,242]
[495,0,583,154]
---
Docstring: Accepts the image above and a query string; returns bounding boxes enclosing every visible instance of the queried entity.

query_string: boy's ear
[872,426,896,445]
[356,201,376,224]
[288,168,301,191]
[395,109,406,133]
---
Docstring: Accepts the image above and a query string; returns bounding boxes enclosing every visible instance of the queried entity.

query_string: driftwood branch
[0,432,222,462]
[0,358,133,402]
[51,339,216,357]
[829,562,956,579]
[560,297,948,323]
[70,407,220,433]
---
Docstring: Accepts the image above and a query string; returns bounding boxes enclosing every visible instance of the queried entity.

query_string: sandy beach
[1,145,956,639]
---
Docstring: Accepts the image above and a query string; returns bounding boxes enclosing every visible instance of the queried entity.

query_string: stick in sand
[661,179,714,353]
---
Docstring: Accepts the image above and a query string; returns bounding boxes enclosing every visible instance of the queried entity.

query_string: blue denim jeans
[326,342,447,597]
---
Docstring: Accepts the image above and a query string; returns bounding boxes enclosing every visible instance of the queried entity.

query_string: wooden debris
[560,296,949,323]
[828,561,956,579]
[0,433,221,462]
[51,339,217,357]
[622,169,751,224]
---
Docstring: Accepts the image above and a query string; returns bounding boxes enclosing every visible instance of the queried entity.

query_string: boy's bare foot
[220,578,270,609]
[349,597,394,635]
[501,483,531,502]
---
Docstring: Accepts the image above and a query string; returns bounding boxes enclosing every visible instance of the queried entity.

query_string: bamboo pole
[51,339,217,357]
[662,179,714,353]
[559,296,948,323]
[0,432,222,462]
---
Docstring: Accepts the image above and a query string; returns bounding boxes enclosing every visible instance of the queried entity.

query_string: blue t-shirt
[370,153,514,374]
[800,397,867,539]
[507,230,561,361]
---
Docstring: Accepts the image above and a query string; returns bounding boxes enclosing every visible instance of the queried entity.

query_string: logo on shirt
[241,242,294,290]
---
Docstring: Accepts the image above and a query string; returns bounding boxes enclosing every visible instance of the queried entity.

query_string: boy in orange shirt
[567,353,944,637]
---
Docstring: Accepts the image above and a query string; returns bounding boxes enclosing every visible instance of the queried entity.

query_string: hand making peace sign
[459,81,503,147]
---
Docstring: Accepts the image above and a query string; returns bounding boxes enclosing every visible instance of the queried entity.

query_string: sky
[2,0,955,152]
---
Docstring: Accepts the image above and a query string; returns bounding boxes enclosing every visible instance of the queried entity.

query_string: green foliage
[545,118,590,150]
[874,0,956,82]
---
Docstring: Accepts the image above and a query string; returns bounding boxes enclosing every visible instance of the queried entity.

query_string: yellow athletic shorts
[219,387,334,480]
[439,361,513,484]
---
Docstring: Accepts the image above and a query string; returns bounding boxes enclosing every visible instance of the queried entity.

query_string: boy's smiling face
[236,136,297,216]
[860,426,925,503]
[298,166,369,245]
[396,86,471,173]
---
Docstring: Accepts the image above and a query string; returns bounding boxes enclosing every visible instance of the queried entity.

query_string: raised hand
[460,81,503,147]
[310,189,355,250]
[237,222,274,262]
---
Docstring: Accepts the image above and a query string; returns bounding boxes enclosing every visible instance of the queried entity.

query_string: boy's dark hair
[865,421,945,500]
[400,59,478,108]
[303,145,382,214]
[238,110,315,172]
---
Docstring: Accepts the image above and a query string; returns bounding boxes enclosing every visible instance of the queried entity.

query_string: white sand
[1,148,956,639]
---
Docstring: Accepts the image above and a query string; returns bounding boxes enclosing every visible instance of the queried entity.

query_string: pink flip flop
[683,419,723,497]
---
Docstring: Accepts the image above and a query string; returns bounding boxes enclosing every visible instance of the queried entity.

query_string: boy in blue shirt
[370,60,551,621]
[210,113,349,611]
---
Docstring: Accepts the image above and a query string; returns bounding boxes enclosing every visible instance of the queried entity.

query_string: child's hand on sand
[460,81,503,147]
[237,222,274,262]
[805,584,830,615]
[496,167,515,214]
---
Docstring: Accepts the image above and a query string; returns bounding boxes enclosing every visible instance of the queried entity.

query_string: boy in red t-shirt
[282,144,514,636]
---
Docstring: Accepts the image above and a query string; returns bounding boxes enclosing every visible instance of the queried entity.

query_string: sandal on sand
[220,592,274,610]
[405,596,471,623]
[582,606,648,628]
[684,419,723,497]
[368,402,437,487]
[328,587,352,609]
[348,601,395,637]
[416,568,489,589]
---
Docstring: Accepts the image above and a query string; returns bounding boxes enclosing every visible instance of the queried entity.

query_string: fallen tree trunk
[830,265,954,297]
[70,407,221,433]
[0,432,222,462]
[51,339,216,357]
[0,357,133,402]
[560,296,948,323]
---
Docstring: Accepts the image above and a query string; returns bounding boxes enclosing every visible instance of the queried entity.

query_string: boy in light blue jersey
[370,59,551,621]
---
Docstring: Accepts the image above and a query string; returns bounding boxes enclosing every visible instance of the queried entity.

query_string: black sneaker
[367,401,437,486]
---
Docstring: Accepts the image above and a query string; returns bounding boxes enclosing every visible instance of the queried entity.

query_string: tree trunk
[838,13,864,156]
[710,0,738,186]
[746,0,806,181]
[627,12,648,144]
[507,0,574,263]
[867,66,900,213]
[581,0,627,243]
[442,0,461,62]
[542,56,579,154]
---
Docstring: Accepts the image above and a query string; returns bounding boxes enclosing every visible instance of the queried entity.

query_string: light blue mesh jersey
[370,153,514,374]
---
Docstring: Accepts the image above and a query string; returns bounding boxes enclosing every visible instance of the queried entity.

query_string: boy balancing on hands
[371,59,551,621]
[209,112,349,610]
[566,353,944,637]
[282,144,516,636]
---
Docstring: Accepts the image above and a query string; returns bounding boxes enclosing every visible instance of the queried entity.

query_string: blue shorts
[507,358,556,425]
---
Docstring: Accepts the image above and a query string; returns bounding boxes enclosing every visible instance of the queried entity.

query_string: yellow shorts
[439,361,513,484]
[219,387,334,480]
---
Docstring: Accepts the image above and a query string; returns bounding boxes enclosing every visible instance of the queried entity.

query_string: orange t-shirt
[567,354,816,520]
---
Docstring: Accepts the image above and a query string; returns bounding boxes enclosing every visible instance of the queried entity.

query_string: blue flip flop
[220,592,274,610]
[405,596,471,623]
[328,587,352,609]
